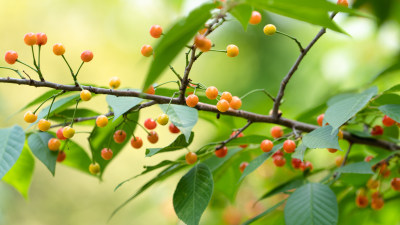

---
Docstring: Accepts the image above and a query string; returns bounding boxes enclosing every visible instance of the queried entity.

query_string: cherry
[220,92,232,103]
[367,178,379,190]
[215,146,228,158]
[327,148,338,153]
[48,138,61,151]
[270,126,283,139]
[101,148,113,160]
[80,90,92,101]
[150,25,163,38]
[57,151,66,162]
[335,156,344,167]
[194,35,212,52]
[186,94,199,108]
[56,128,67,140]
[249,11,262,25]
[217,99,230,112]
[147,131,159,144]
[141,45,153,57]
[260,139,274,152]
[263,24,276,36]
[226,44,239,57]
[89,163,100,175]
[53,43,65,55]
[24,33,37,46]
[371,125,384,136]
[5,51,18,64]
[371,196,384,210]
[355,195,369,208]
[144,118,157,130]
[185,152,198,165]
[230,96,242,110]
[272,150,284,158]
[239,162,249,173]
[300,161,313,171]
[81,50,93,62]
[130,136,143,149]
[109,76,121,89]
[169,123,180,133]
[273,155,286,167]
[381,168,391,178]
[36,33,47,45]
[391,178,400,191]
[62,126,75,139]
[144,85,155,95]
[230,131,247,148]
[198,28,208,35]
[113,130,127,143]
[382,115,395,127]
[364,155,374,162]
[317,114,325,126]
[96,115,109,127]
[291,158,302,169]
[24,111,37,123]
[337,0,349,7]
[205,86,218,100]
[283,140,296,153]
[157,113,169,126]
[38,119,51,131]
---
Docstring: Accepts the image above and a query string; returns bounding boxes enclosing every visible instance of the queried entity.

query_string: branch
[216,120,253,149]
[333,142,353,180]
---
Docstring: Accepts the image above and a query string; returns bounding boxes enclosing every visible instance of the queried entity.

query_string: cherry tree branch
[216,120,253,149]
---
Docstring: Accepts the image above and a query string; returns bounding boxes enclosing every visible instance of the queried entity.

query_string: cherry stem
[33,90,65,114]
[16,60,38,73]
[0,67,25,79]
[240,89,275,102]
[70,99,81,127]
[75,61,84,79]
[127,119,150,135]
[153,80,180,89]
[61,55,76,81]
[169,65,182,81]
[166,92,178,114]
[208,49,227,53]
[276,31,304,52]
[31,46,44,81]
[45,96,56,120]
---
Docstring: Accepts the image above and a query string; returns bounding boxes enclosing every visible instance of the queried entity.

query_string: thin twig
[215,120,253,149]
[332,142,353,180]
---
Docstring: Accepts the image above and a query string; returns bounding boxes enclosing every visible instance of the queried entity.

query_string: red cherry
[144,118,157,130]
[273,156,286,167]
[230,131,247,148]
[272,150,284,158]
[113,130,127,143]
[130,136,143,149]
[300,161,313,172]
[56,127,67,140]
[260,140,274,152]
[382,115,395,127]
[371,125,384,136]
[147,131,159,144]
[57,151,66,162]
[291,158,302,169]
[364,155,374,162]
[101,148,113,160]
[215,146,228,158]
[169,123,180,134]
[239,162,249,173]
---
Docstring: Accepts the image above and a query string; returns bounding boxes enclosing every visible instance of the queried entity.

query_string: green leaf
[292,143,308,161]
[370,61,400,82]
[61,140,93,175]
[0,125,25,180]
[225,135,268,146]
[239,143,283,182]
[242,199,286,225]
[106,95,143,121]
[284,183,338,225]
[371,94,400,106]
[383,84,400,94]
[18,89,61,113]
[302,125,341,150]
[146,132,194,157]
[143,3,215,89]
[159,104,198,142]
[336,162,374,174]
[258,178,305,201]
[229,3,253,31]
[50,108,100,125]
[203,147,242,172]
[28,132,58,176]
[327,93,356,107]
[325,87,377,131]
[2,144,34,199]
[378,104,400,123]
[173,163,213,225]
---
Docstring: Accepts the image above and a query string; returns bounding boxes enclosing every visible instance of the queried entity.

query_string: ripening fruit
[185,152,198,165]
[217,99,230,112]
[270,126,283,139]
[89,163,100,175]
[283,140,296,153]
[24,111,37,123]
[291,158,302,169]
[328,148,338,153]
[53,43,65,55]
[38,119,51,131]
[199,28,208,35]
[273,156,286,167]
[382,115,395,127]
[130,136,143,149]
[263,24,276,36]
[249,11,262,25]
[157,113,169,126]
[145,85,155,95]
[355,195,369,208]
[371,196,384,211]
[337,0,349,7]
[109,76,121,89]
[57,151,66,162]
[81,50,94,62]
[367,178,379,190]
[96,115,108,128]
[144,118,157,130]
[194,35,212,52]
[113,130,127,143]
[391,178,400,191]
[239,162,249,173]
[62,126,75,139]
[205,86,218,100]
[56,127,67,140]
[220,92,232,103]
[48,138,61,151]
[371,125,384,136]
[147,131,159,144]
[260,140,274,152]
[215,146,228,158]
[338,130,343,140]
[335,156,344,167]
[5,50,18,64]
[186,94,199,108]
[169,123,180,133]
[80,90,92,101]
[226,44,239,57]
[364,155,374,162]
[272,150,284,158]
[230,96,242,110]
[24,33,37,46]
[150,25,163,38]
[141,45,153,57]
[36,33,47,45]
[381,168,391,178]
[101,148,113,160]
[300,161,313,171]
[317,114,325,126]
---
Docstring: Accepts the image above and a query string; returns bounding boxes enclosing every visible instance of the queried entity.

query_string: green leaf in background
[203,147,242,172]
[173,163,213,225]
[242,199,286,225]
[239,143,283,182]
[143,3,215,89]
[28,132,58,176]
[61,140,93,175]
[370,61,400,82]
[225,135,268,146]
[229,3,253,31]
[258,178,305,201]
[383,84,400,94]
[284,183,338,225]
[378,104,400,123]
[292,143,308,161]
[106,95,143,121]
[302,125,341,150]
[2,144,34,199]
[50,108,100,126]
[325,87,377,131]
[146,132,194,157]
[336,161,374,174]
[371,94,400,106]
[159,104,198,142]
[327,93,356,107]
[0,125,25,180]
[18,89,61,113]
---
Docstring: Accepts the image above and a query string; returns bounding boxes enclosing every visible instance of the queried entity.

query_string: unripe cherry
[230,96,242,110]
[150,25,163,38]
[5,50,18,64]
[216,99,230,112]
[226,44,239,57]
[364,155,374,162]
[141,45,153,57]
[80,90,92,101]
[109,76,121,89]
[185,152,198,165]
[205,86,218,100]
[355,195,369,208]
[24,33,37,46]
[38,119,51,131]
[186,94,199,108]
[391,178,400,191]
[300,161,313,171]
[327,148,338,153]
[89,163,100,175]
[53,43,65,55]
[335,156,344,167]
[157,113,169,126]
[337,0,349,7]
[62,126,75,139]
[96,115,109,127]
[24,111,37,123]
[144,85,155,95]
[220,92,232,103]
[249,11,262,25]
[263,24,276,35]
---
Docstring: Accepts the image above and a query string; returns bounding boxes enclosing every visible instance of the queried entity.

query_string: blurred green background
[0,0,399,224]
